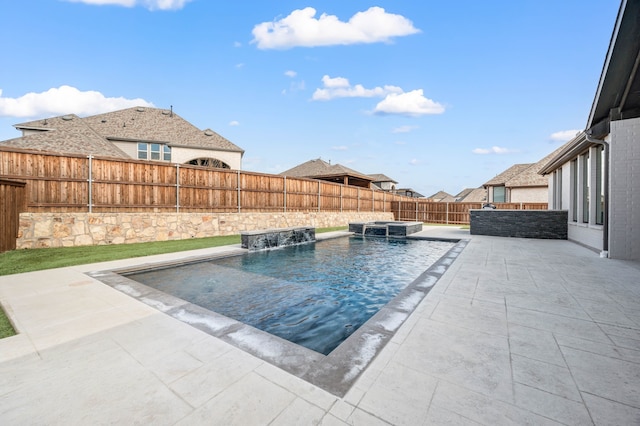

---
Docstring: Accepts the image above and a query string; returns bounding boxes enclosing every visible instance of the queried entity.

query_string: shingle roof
[368,173,398,183]
[3,107,243,158]
[2,114,129,158]
[280,158,373,181]
[483,164,533,186]
[455,187,487,202]
[427,190,456,202]
[507,142,572,187]
[83,107,243,153]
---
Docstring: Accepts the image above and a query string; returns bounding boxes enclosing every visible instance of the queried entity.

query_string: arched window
[187,158,230,169]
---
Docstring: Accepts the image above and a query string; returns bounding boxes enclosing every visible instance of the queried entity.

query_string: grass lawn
[0,226,348,277]
[0,307,15,339]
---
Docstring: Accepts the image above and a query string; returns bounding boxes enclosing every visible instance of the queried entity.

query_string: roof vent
[62,115,73,121]
[204,130,214,136]
[101,119,107,123]
[162,110,170,115]
[136,107,145,112]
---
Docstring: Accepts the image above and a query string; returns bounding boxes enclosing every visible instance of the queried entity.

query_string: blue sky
[0,0,620,196]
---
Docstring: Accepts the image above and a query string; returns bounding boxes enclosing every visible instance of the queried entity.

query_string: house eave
[539,132,589,175]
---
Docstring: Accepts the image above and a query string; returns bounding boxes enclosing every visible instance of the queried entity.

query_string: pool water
[128,237,455,355]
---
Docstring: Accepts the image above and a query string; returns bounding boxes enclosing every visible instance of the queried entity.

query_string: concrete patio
[1,227,639,425]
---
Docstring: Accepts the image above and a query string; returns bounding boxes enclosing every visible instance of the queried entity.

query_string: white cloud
[374,89,445,116]
[332,145,348,151]
[409,158,421,165]
[312,75,402,101]
[284,70,297,78]
[392,125,418,133]
[235,63,244,69]
[233,41,242,48]
[229,120,239,126]
[550,129,581,142]
[472,146,515,155]
[65,0,190,10]
[0,86,153,118]
[252,6,420,50]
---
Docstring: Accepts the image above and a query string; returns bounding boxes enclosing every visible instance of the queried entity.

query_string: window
[493,186,506,202]
[137,143,171,162]
[553,169,562,209]
[596,146,604,225]
[582,152,590,223]
[571,159,577,222]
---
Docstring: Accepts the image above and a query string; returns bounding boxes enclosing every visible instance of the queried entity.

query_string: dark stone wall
[470,210,568,239]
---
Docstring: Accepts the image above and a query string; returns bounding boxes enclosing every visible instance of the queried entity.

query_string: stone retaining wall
[16,211,394,249]
[470,209,568,239]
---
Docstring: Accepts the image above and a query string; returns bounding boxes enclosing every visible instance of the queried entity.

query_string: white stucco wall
[609,117,640,260]
[111,141,242,170]
[509,187,548,203]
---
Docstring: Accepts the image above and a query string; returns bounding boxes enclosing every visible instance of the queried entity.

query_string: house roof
[506,142,572,187]
[280,158,374,182]
[4,107,243,158]
[588,0,640,135]
[2,114,129,158]
[368,173,398,184]
[483,164,533,187]
[396,188,425,198]
[427,190,456,202]
[455,187,487,202]
[542,0,640,174]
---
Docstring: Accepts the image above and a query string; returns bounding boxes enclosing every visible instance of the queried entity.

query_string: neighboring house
[454,187,487,203]
[369,173,398,191]
[1,107,244,169]
[280,158,375,189]
[396,188,425,198]
[540,0,640,260]
[427,190,456,203]
[483,164,534,203]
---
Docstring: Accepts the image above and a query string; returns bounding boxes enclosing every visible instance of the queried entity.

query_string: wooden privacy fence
[0,148,406,214]
[0,179,26,252]
[392,201,548,225]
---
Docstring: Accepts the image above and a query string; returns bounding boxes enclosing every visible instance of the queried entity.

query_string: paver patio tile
[169,348,263,408]
[508,324,566,367]
[271,397,326,425]
[561,346,640,408]
[511,354,582,401]
[507,306,610,343]
[393,318,513,401]
[429,381,560,426]
[581,392,640,426]
[357,360,437,425]
[555,333,640,364]
[174,371,296,425]
[513,383,593,426]
[429,297,509,337]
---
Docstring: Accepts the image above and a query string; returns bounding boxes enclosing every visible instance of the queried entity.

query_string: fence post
[357,188,360,212]
[176,164,180,213]
[318,181,321,212]
[340,185,343,212]
[283,176,287,212]
[237,170,241,213]
[87,155,93,213]
[415,200,418,222]
[383,192,386,212]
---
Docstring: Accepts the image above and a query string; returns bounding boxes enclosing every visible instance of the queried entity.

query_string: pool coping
[87,234,468,397]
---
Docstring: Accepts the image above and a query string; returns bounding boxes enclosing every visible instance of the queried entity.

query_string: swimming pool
[90,233,467,396]
[126,236,455,355]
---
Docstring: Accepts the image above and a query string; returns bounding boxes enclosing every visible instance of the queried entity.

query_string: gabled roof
[506,142,572,187]
[2,114,129,158]
[368,173,398,184]
[483,164,533,187]
[396,188,425,198]
[454,187,487,202]
[280,158,373,181]
[428,190,456,202]
[4,107,243,158]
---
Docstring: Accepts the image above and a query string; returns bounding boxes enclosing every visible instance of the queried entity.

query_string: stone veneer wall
[16,211,394,249]
[470,209,568,239]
